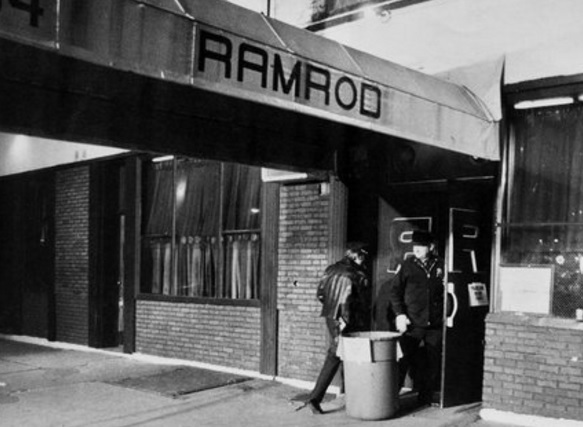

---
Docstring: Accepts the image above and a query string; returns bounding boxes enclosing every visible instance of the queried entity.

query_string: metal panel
[179,0,285,49]
[112,1,193,83]
[267,18,361,75]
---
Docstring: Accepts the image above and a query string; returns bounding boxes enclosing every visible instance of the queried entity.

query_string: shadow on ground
[106,366,252,398]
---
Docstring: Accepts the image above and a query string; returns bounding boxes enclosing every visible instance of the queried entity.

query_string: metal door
[441,180,494,407]
[374,188,445,331]
[375,180,494,407]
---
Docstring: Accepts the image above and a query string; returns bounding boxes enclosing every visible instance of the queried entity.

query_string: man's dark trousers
[309,318,343,404]
[398,326,442,402]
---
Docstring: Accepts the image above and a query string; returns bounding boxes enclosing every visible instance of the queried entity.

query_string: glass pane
[222,163,262,299]
[502,106,583,317]
[174,160,220,296]
[141,160,174,294]
[502,225,583,318]
[222,163,262,231]
[141,159,222,296]
[509,106,583,224]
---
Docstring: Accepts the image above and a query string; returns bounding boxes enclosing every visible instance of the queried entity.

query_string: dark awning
[0,0,500,160]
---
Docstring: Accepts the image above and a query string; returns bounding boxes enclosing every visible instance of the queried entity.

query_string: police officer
[389,230,444,405]
[301,242,371,415]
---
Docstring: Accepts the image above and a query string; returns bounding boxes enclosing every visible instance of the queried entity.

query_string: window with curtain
[141,158,262,300]
[502,105,583,317]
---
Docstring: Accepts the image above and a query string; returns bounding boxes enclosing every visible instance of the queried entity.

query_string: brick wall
[277,183,330,381]
[54,167,90,344]
[136,300,261,371]
[483,312,583,421]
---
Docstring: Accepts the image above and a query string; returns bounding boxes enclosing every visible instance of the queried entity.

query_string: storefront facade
[0,0,499,390]
[289,0,583,421]
[7,0,583,423]
[480,77,583,422]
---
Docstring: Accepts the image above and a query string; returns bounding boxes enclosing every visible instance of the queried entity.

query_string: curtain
[223,163,262,230]
[223,164,262,299]
[143,162,174,294]
[510,106,583,225]
[175,160,220,296]
[142,160,261,299]
[143,160,220,296]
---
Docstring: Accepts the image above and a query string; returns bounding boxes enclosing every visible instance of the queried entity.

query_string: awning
[0,0,500,160]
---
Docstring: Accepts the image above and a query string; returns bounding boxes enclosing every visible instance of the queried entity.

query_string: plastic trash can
[339,331,401,420]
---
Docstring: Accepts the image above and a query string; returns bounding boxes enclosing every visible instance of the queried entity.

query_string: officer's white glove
[395,314,410,333]
[338,317,347,332]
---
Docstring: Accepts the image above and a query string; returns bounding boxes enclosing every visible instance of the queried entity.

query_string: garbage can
[340,331,401,420]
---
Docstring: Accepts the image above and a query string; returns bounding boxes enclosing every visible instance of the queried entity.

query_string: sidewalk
[0,336,485,427]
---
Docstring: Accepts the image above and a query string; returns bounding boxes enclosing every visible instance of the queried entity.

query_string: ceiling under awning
[0,0,500,160]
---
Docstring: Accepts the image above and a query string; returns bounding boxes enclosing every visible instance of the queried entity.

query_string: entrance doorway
[89,161,125,349]
[0,173,56,339]
[374,179,494,407]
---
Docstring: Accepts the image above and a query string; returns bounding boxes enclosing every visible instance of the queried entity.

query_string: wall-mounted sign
[468,282,488,307]
[499,265,554,314]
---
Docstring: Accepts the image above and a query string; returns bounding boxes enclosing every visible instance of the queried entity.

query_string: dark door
[0,174,55,338]
[441,180,494,407]
[375,179,494,407]
[374,187,446,330]
[21,174,56,339]
[89,161,124,348]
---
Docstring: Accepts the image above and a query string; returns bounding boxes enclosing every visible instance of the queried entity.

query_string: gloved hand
[395,314,410,333]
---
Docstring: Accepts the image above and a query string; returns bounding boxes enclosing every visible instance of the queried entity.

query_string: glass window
[141,158,262,300]
[501,105,583,317]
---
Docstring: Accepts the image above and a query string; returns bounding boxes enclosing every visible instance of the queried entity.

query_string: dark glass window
[502,105,583,317]
[141,158,262,300]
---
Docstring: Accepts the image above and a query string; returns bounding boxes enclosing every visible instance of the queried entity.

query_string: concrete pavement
[0,336,489,427]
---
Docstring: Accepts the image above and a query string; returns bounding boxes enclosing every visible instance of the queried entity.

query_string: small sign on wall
[468,282,489,307]
[498,265,554,314]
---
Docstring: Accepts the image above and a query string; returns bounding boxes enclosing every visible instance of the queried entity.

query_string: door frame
[441,178,495,407]
[88,160,125,348]
[374,177,495,406]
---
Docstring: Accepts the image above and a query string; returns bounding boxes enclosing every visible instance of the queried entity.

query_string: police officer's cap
[411,230,434,246]
[346,241,369,255]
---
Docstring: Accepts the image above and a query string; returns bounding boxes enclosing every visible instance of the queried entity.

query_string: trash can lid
[345,331,401,341]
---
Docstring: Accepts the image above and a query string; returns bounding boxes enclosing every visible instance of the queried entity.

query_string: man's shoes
[417,390,440,406]
[417,391,431,406]
[295,399,324,415]
[307,400,324,415]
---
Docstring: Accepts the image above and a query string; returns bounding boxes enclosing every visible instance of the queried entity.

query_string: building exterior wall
[54,167,90,344]
[135,300,261,371]
[483,312,583,421]
[277,183,330,381]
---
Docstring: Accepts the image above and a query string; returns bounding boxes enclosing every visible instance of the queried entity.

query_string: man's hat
[411,230,434,246]
[346,241,369,255]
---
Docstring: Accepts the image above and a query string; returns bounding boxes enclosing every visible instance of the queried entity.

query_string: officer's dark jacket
[388,256,444,328]
[316,257,370,331]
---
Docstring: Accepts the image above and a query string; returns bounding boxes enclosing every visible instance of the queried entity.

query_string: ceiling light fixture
[152,155,174,163]
[514,97,574,110]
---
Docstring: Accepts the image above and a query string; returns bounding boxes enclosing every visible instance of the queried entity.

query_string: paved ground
[0,337,492,427]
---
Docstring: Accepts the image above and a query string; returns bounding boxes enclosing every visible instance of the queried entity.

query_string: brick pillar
[277,178,347,381]
[54,167,90,344]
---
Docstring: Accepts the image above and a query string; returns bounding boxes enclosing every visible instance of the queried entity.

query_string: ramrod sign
[195,28,382,122]
[0,0,500,160]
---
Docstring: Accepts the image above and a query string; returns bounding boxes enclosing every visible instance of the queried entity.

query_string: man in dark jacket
[389,230,444,405]
[302,242,371,415]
